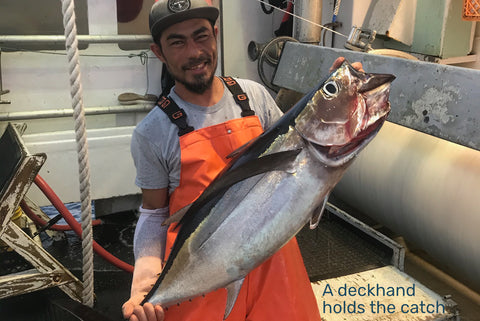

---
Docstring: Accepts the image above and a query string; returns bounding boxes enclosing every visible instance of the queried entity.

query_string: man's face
[154,18,218,94]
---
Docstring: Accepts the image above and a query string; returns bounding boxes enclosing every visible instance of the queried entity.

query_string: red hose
[21,200,102,231]
[33,174,134,273]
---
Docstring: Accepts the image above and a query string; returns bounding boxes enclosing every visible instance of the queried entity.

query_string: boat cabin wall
[0,0,281,210]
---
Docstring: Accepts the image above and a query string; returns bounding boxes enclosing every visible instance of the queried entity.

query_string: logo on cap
[168,0,191,13]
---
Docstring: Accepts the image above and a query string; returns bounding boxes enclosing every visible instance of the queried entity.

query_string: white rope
[61,0,94,307]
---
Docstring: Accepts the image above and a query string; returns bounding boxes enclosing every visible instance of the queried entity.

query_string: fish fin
[310,194,329,229]
[224,278,245,320]
[162,204,192,226]
[226,137,257,159]
[184,149,302,225]
[211,149,301,197]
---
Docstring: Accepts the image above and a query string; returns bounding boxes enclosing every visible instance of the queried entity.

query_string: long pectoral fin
[171,149,302,230]
[205,149,302,199]
[224,278,245,320]
[182,149,302,224]
[310,194,329,229]
[226,137,257,159]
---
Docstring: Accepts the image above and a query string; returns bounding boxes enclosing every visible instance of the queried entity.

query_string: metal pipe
[405,251,480,306]
[0,35,153,46]
[333,121,480,292]
[293,0,322,43]
[0,105,154,121]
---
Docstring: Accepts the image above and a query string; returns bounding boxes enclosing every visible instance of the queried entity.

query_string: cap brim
[150,7,219,39]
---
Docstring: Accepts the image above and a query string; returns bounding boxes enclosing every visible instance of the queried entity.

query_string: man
[123,1,356,320]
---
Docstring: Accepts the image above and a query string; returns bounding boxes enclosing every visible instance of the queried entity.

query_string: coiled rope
[61,0,94,307]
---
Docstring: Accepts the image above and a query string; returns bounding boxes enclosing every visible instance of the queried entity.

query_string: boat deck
[1,208,479,320]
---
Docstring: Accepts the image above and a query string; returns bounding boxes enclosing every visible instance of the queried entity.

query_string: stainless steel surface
[293,0,322,43]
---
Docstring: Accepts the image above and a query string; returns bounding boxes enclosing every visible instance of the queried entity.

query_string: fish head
[294,60,395,166]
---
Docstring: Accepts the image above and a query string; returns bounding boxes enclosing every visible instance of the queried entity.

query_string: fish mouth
[308,112,388,162]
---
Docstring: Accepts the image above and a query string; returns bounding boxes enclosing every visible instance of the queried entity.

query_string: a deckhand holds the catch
[142,61,395,317]
[122,0,394,320]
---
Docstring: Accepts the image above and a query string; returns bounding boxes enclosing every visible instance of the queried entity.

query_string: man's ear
[150,43,166,63]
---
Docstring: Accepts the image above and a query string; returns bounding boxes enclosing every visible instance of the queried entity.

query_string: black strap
[156,96,194,136]
[157,76,254,136]
[220,76,255,117]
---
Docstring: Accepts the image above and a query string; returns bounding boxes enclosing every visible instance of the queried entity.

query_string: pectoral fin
[310,194,329,229]
[226,137,257,159]
[207,149,301,198]
[224,278,245,320]
[173,149,302,229]
[162,204,192,226]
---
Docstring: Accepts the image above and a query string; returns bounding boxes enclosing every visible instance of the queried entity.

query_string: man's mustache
[182,55,211,70]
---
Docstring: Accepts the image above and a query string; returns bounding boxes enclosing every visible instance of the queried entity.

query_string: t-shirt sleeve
[258,85,284,128]
[130,129,170,190]
[241,79,283,129]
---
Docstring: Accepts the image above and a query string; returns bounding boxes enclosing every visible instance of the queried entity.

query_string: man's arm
[123,188,169,321]
[141,188,169,209]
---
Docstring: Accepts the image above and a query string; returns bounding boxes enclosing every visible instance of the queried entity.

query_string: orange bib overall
[161,86,320,321]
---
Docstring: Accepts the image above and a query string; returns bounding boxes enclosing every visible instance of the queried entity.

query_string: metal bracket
[344,26,377,52]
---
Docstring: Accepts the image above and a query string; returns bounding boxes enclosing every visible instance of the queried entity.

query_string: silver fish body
[143,61,395,317]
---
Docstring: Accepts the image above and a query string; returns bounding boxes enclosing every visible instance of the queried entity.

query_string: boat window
[117,0,155,50]
[0,0,88,51]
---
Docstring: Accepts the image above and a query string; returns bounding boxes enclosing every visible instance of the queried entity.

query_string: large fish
[142,61,395,317]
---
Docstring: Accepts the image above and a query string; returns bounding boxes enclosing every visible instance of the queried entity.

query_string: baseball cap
[149,0,219,40]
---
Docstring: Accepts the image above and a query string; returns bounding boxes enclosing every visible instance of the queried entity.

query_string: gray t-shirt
[131,77,283,194]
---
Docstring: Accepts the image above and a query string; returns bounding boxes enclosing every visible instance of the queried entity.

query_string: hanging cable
[60,0,94,307]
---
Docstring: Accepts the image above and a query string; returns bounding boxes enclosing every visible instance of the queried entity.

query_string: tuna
[142,61,395,318]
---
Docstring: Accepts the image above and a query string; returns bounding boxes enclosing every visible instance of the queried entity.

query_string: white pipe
[333,121,480,292]
[0,35,152,45]
[0,105,153,121]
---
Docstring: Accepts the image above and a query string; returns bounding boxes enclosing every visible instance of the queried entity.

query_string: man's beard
[169,55,217,94]
[177,71,215,94]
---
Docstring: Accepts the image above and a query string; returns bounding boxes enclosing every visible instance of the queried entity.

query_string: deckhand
[121,0,394,320]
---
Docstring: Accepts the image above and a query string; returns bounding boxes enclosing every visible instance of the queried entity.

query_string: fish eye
[323,81,339,98]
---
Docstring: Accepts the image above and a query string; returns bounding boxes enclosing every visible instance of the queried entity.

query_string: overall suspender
[156,77,255,136]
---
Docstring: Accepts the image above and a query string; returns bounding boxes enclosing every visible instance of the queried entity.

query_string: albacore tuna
[142,61,395,317]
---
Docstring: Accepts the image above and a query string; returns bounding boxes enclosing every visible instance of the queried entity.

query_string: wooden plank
[0,269,74,299]
[1,221,83,301]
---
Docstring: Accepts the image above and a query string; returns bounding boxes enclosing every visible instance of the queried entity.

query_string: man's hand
[122,295,164,321]
[123,256,165,321]
[330,57,364,73]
